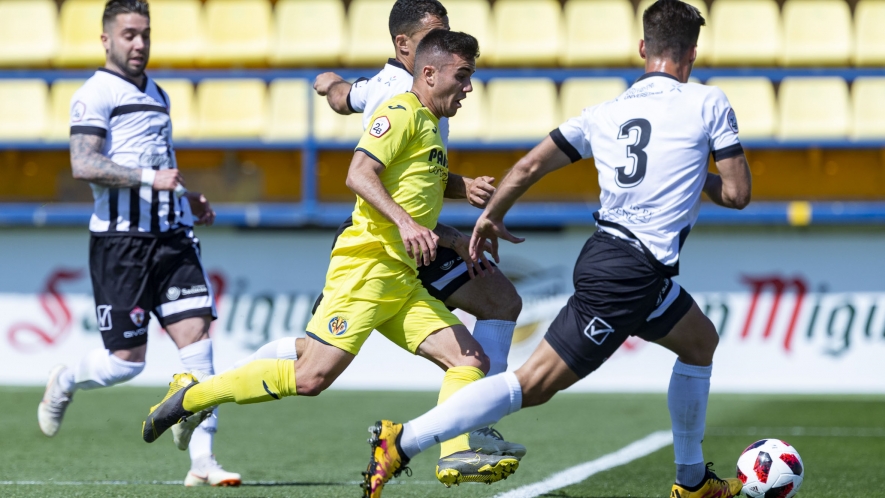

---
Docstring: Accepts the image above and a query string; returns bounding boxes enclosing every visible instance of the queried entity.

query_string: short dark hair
[414,29,479,69]
[102,0,150,29]
[389,0,448,40]
[642,0,705,61]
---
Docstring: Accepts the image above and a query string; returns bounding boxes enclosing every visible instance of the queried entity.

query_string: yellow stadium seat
[312,93,364,141]
[854,1,885,66]
[48,80,86,141]
[562,0,635,66]
[0,0,58,67]
[709,0,780,66]
[344,0,392,67]
[777,77,850,140]
[148,0,202,67]
[195,79,267,139]
[851,78,885,139]
[0,80,49,140]
[781,0,852,66]
[559,78,627,120]
[706,77,776,139]
[265,79,309,141]
[271,0,345,67]
[635,0,709,65]
[153,79,196,140]
[54,0,105,67]
[445,0,495,65]
[200,0,272,66]
[486,78,558,141]
[448,80,486,142]
[488,0,563,67]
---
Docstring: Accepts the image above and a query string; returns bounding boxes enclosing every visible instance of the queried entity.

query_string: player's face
[102,14,151,79]
[434,55,476,118]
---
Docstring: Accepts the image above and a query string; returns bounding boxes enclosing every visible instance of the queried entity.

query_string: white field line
[706,427,885,438]
[494,430,673,498]
[0,479,442,486]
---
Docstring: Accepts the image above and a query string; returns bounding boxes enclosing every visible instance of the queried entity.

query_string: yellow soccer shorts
[306,245,462,356]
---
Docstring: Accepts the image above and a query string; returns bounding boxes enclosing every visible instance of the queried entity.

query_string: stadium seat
[54,0,106,67]
[271,0,345,67]
[777,77,850,140]
[559,78,627,120]
[148,0,202,67]
[448,80,486,142]
[48,80,87,141]
[195,79,267,139]
[312,93,364,141]
[200,0,272,66]
[562,0,635,67]
[445,0,495,65]
[0,0,59,67]
[0,80,49,140]
[781,0,852,66]
[850,77,885,139]
[153,79,196,140]
[709,0,781,66]
[854,1,885,66]
[488,0,563,67]
[344,0,393,67]
[486,78,558,141]
[635,0,709,65]
[706,77,777,139]
[265,79,309,142]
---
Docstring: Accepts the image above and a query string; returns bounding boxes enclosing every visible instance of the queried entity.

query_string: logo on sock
[96,305,113,331]
[328,316,348,336]
[129,307,145,327]
[583,317,615,345]
[262,381,280,400]
[166,286,181,301]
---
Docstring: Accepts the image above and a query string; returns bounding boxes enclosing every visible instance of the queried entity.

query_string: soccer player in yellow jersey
[141,30,519,494]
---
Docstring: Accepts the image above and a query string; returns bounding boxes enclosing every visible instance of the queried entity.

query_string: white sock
[400,371,523,459]
[669,359,712,486]
[180,340,218,462]
[179,339,214,375]
[231,337,298,370]
[189,409,218,462]
[472,320,515,376]
[63,348,144,392]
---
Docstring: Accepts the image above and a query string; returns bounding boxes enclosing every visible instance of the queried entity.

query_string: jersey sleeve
[69,80,113,138]
[355,106,414,167]
[347,77,371,113]
[550,111,593,163]
[704,87,743,161]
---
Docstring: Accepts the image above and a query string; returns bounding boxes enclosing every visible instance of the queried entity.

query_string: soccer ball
[736,439,804,498]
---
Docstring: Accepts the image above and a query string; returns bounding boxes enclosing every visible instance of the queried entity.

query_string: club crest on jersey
[584,317,615,345]
[129,307,146,327]
[370,116,391,138]
[329,316,348,336]
[166,286,181,301]
[727,108,739,133]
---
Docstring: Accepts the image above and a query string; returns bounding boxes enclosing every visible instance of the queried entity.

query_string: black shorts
[311,217,493,315]
[90,229,216,351]
[545,231,694,379]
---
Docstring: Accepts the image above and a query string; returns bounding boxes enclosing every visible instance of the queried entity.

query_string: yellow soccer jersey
[336,91,449,268]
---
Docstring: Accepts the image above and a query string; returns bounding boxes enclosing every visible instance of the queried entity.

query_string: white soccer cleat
[171,409,212,451]
[184,455,241,487]
[469,426,527,459]
[38,365,73,437]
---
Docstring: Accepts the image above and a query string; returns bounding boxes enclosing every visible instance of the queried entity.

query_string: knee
[482,283,523,322]
[682,321,719,366]
[294,372,330,397]
[516,373,555,408]
[452,350,490,376]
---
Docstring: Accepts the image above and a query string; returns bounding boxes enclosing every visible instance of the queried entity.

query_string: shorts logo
[96,305,113,331]
[328,316,348,336]
[129,307,145,327]
[166,286,181,301]
[583,317,615,345]
[440,260,456,271]
[370,116,391,138]
[656,279,672,307]
[727,108,739,133]
[123,328,147,339]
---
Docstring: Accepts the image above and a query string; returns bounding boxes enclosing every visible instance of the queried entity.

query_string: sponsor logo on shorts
[96,305,113,331]
[129,307,145,327]
[440,260,456,271]
[328,316,348,336]
[123,327,147,339]
[166,286,181,301]
[181,285,208,296]
[656,279,672,307]
[583,317,615,345]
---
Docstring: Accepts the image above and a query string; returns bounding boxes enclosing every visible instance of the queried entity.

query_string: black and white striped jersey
[70,69,194,236]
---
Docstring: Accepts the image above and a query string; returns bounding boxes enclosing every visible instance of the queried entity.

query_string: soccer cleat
[38,365,73,437]
[469,426,527,459]
[142,373,198,443]
[436,450,519,487]
[171,409,212,451]
[362,420,411,498]
[184,455,241,487]
[670,463,743,498]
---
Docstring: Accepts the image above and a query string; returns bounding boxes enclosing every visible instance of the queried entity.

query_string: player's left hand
[452,230,494,279]
[470,215,524,264]
[466,176,496,209]
[186,192,216,226]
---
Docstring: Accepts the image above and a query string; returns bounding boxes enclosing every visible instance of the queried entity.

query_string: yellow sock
[437,365,485,458]
[183,359,297,413]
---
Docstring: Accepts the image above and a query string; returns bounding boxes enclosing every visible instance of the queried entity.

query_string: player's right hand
[399,219,438,267]
[313,72,345,96]
[470,215,525,264]
[152,169,185,191]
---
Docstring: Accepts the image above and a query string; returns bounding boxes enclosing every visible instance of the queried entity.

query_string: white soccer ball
[736,439,804,498]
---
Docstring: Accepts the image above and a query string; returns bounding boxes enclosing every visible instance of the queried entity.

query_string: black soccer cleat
[142,373,198,443]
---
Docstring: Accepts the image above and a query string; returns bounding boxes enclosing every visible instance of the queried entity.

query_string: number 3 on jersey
[615,118,651,188]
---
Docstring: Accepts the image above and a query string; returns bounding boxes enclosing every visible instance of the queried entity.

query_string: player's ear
[422,65,436,86]
[638,39,647,60]
[101,31,111,53]
[689,45,698,65]
[394,34,410,57]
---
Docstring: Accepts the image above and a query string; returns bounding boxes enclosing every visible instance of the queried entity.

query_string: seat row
[1,0,883,68]
[0,76,882,143]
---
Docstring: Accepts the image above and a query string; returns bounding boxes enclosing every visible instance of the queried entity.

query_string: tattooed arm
[70,134,182,190]
[434,222,494,278]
